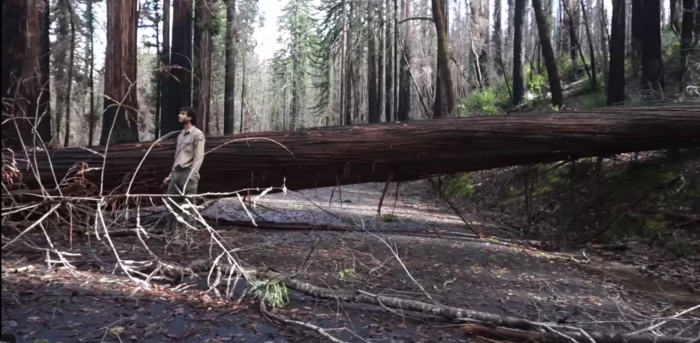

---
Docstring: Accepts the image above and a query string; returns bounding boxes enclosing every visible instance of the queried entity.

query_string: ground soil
[2,181,699,343]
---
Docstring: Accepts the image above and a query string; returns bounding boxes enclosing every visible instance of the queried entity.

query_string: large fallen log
[5,105,700,199]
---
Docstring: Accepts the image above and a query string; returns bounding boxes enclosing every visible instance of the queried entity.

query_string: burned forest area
[2,0,700,342]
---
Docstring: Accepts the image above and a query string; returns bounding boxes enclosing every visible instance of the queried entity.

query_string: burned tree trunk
[512,0,526,105]
[397,0,411,121]
[607,0,626,105]
[679,0,695,84]
[161,0,193,137]
[224,0,237,134]
[367,0,379,123]
[641,0,665,96]
[100,0,139,146]
[1,0,52,150]
[10,105,700,200]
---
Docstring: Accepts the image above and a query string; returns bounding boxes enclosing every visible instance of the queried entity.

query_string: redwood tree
[161,0,193,136]
[1,0,52,150]
[641,0,664,95]
[607,0,626,105]
[100,0,140,145]
[431,0,456,118]
[224,0,237,134]
[512,0,526,105]
[194,0,212,133]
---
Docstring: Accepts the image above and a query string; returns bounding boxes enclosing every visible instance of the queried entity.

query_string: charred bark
[580,0,597,91]
[100,0,140,146]
[607,0,626,105]
[224,0,237,134]
[162,0,193,137]
[1,0,52,150]
[11,105,700,199]
[512,0,526,106]
[641,0,665,96]
[367,0,379,123]
[397,0,411,121]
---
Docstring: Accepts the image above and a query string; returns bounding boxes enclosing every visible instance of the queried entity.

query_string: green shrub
[580,90,607,109]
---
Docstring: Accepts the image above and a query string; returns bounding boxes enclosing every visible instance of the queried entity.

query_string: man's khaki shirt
[170,126,205,177]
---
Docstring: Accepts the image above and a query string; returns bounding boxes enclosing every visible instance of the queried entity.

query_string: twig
[260,302,350,343]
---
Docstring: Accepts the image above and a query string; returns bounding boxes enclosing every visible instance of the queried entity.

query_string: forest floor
[3,151,700,342]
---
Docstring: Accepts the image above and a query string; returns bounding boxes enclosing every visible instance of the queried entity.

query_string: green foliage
[441,174,475,198]
[525,66,549,95]
[339,268,356,278]
[579,90,607,109]
[664,239,693,258]
[461,87,508,116]
[380,214,399,222]
[249,278,289,308]
[642,215,666,238]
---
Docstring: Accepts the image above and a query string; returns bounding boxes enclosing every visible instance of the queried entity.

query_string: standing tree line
[1,0,698,149]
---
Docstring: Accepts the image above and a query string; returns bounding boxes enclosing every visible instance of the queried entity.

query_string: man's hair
[180,106,198,126]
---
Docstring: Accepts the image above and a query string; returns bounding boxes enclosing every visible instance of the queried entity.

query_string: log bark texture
[7,105,700,197]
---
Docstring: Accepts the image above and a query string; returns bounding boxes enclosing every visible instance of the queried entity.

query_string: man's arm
[191,133,206,175]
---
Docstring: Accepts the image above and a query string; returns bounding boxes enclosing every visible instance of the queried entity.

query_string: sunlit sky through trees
[86,0,622,69]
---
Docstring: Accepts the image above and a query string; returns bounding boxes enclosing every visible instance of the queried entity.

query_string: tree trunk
[158,0,171,139]
[378,0,385,122]
[670,0,681,34]
[631,0,643,83]
[532,0,564,107]
[493,0,503,73]
[607,0,626,105]
[224,0,236,134]
[397,0,411,121]
[641,0,665,96]
[367,0,380,123]
[385,0,394,122]
[679,0,695,84]
[194,0,212,134]
[100,0,139,146]
[580,0,597,91]
[12,105,700,199]
[162,0,193,137]
[512,0,526,105]
[1,0,52,151]
[63,0,76,147]
[431,0,456,118]
[87,0,96,146]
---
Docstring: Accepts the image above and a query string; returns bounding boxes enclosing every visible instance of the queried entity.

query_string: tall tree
[159,0,171,138]
[532,0,564,107]
[224,0,237,134]
[607,0,626,105]
[1,0,52,149]
[679,0,695,84]
[641,0,664,95]
[580,0,597,91]
[367,0,380,123]
[431,0,456,118]
[512,0,526,105]
[194,0,213,133]
[493,0,503,72]
[62,0,76,147]
[100,0,140,145]
[86,0,97,146]
[385,0,394,122]
[397,0,411,121]
[161,0,193,136]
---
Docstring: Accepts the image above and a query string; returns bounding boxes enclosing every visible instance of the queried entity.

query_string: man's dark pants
[165,167,199,232]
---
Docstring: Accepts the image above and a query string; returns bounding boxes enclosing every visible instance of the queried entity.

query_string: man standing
[162,107,206,234]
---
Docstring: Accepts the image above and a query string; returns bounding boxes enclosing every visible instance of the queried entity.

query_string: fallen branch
[260,302,350,343]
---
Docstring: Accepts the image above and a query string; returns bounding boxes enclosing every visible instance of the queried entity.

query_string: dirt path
[2,182,698,342]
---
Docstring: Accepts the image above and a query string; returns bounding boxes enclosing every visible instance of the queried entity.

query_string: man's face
[178,111,190,124]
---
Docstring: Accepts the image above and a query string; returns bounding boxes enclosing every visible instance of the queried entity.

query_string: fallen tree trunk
[5,105,700,199]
